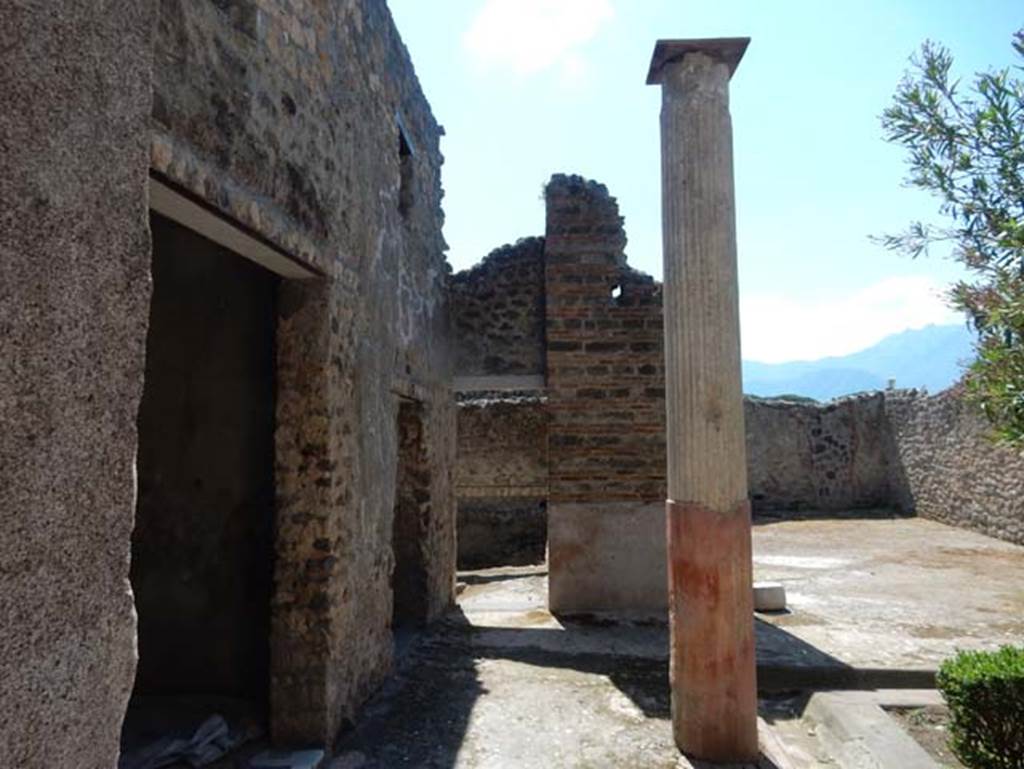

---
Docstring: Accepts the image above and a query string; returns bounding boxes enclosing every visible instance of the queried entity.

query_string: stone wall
[152,0,454,745]
[449,175,667,593]
[456,395,549,567]
[450,238,547,378]
[746,394,894,512]
[0,2,154,767]
[887,389,1024,545]
[2,0,455,760]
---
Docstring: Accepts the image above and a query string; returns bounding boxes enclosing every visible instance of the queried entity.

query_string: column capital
[646,38,749,85]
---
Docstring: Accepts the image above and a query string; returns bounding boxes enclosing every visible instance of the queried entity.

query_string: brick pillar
[648,39,758,761]
[543,175,668,612]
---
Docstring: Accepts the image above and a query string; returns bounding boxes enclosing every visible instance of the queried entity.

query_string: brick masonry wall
[886,388,1024,545]
[152,0,454,744]
[544,175,667,504]
[450,238,546,377]
[542,175,666,611]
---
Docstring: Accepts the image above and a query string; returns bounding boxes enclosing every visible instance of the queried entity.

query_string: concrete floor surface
[331,517,1023,768]
[333,569,815,768]
[752,516,1024,670]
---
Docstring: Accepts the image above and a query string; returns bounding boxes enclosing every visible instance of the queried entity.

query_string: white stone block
[753,581,787,612]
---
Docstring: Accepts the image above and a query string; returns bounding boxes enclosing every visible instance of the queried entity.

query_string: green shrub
[937,645,1024,769]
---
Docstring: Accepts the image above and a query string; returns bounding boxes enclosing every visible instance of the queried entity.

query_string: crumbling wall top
[450,238,547,377]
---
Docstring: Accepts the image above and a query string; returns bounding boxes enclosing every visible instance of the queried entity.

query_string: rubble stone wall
[886,389,1024,545]
[153,0,455,746]
[746,394,894,512]
[0,2,155,766]
[450,238,546,377]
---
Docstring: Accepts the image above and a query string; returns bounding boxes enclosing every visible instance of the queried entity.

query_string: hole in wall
[610,283,622,301]
[398,128,414,218]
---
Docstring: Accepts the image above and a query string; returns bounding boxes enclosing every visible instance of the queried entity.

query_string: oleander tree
[880,30,1024,445]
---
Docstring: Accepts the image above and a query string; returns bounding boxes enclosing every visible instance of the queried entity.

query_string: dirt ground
[887,706,965,769]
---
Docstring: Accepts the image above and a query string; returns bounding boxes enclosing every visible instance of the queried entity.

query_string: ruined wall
[449,176,666,596]
[747,388,1024,539]
[887,389,1024,545]
[0,2,154,766]
[152,0,454,744]
[543,176,666,503]
[746,394,894,512]
[456,395,549,568]
[451,171,1023,613]
[450,238,547,379]
[543,175,667,612]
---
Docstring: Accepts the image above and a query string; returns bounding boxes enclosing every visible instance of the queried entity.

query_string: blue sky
[388,0,1022,362]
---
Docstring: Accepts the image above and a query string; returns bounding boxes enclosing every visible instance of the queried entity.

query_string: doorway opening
[391,400,431,652]
[120,212,278,766]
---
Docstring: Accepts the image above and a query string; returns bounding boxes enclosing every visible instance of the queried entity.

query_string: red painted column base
[666,498,759,762]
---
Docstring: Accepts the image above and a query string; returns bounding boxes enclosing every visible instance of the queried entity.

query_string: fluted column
[647,38,758,762]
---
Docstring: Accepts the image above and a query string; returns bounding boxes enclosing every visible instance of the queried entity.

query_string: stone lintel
[646,37,750,85]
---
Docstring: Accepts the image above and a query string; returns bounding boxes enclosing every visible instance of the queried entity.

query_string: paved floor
[332,590,684,768]
[753,516,1024,670]
[330,517,1024,768]
[333,570,813,769]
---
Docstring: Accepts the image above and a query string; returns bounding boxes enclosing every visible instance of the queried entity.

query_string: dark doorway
[126,213,277,743]
[392,400,431,632]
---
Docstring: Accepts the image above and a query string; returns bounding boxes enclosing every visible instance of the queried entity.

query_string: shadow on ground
[332,617,485,768]
[458,568,548,587]
[331,569,866,768]
[333,517,1024,766]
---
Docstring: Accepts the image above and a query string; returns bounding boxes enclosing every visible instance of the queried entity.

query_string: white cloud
[462,0,614,84]
[740,275,961,363]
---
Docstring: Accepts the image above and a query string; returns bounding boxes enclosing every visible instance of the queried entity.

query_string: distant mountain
[742,324,976,401]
